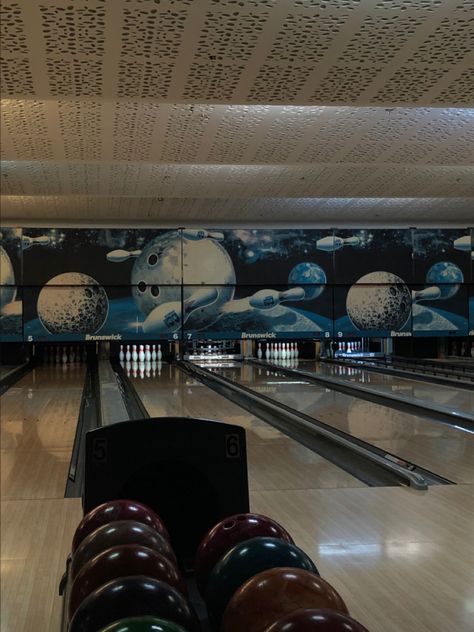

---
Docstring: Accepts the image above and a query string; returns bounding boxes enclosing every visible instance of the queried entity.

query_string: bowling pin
[412,286,441,302]
[21,234,50,250]
[106,249,142,262]
[142,288,218,334]
[157,344,162,361]
[119,345,125,362]
[249,287,305,310]
[151,344,157,361]
[316,235,359,252]
[138,345,145,362]
[257,342,263,359]
[295,342,299,358]
[125,344,131,362]
[132,345,138,362]
[69,346,75,363]
[281,343,287,360]
[62,346,68,364]
[453,235,471,251]
[145,344,151,362]
[265,343,271,360]
[182,228,224,241]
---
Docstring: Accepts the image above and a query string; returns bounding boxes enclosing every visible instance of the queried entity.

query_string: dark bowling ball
[195,513,293,595]
[264,609,369,631]
[70,521,177,580]
[221,568,349,632]
[68,544,186,619]
[72,500,170,552]
[68,576,198,632]
[206,537,319,627]
[98,616,189,631]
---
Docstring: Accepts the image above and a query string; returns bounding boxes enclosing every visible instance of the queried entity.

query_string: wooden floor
[1,361,474,631]
[219,363,474,484]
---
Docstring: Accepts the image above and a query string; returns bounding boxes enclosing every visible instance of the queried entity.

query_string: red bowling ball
[221,567,349,632]
[68,576,198,632]
[195,512,293,594]
[70,521,176,580]
[72,500,169,552]
[68,544,186,619]
[264,609,369,631]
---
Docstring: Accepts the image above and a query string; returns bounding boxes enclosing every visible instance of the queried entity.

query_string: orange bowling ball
[221,567,349,632]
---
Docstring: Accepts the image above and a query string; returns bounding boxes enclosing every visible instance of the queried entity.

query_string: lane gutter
[179,361,452,490]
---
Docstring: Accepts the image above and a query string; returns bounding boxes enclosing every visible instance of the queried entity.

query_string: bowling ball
[264,609,369,631]
[221,568,349,632]
[98,616,189,632]
[195,512,294,595]
[70,521,176,580]
[72,500,169,552]
[206,537,318,626]
[69,576,198,632]
[68,544,186,619]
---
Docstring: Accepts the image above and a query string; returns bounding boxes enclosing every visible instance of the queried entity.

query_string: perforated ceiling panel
[2,196,473,224]
[1,0,473,225]
[2,102,473,165]
[1,0,473,105]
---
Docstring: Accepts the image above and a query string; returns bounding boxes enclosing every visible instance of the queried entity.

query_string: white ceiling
[1,0,473,225]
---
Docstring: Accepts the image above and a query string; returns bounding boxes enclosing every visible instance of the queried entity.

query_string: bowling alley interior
[1,2,474,632]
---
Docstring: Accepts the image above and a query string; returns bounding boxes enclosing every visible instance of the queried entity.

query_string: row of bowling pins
[257,341,299,360]
[43,345,85,364]
[120,360,162,379]
[119,344,162,363]
[337,341,362,352]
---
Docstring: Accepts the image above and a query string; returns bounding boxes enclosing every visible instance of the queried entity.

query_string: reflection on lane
[130,363,365,491]
[300,360,474,417]
[211,362,474,485]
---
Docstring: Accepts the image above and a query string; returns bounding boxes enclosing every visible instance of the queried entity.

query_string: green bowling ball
[206,536,319,627]
[98,617,189,632]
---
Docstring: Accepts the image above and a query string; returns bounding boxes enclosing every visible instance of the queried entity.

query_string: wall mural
[0,228,22,341]
[2,226,472,342]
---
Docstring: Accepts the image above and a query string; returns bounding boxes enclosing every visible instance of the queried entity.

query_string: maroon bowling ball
[195,513,293,594]
[68,576,198,632]
[72,500,169,552]
[264,609,370,631]
[70,521,177,580]
[68,544,186,619]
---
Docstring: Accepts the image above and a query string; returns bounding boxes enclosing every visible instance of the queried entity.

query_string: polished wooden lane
[132,364,365,491]
[302,360,474,416]
[1,498,82,632]
[251,485,474,632]
[219,363,474,484]
[0,364,86,500]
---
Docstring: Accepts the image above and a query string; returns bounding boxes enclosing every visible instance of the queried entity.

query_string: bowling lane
[131,363,365,492]
[0,363,86,500]
[297,360,474,418]
[213,363,474,484]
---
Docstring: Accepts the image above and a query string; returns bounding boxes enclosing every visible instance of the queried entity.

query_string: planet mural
[0,245,16,312]
[37,272,108,334]
[426,261,463,299]
[288,262,326,300]
[346,272,411,331]
[130,232,236,333]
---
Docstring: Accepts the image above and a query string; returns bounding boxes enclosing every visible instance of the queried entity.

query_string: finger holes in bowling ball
[138,281,146,293]
[150,285,160,298]
[223,520,236,530]
[148,253,158,266]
